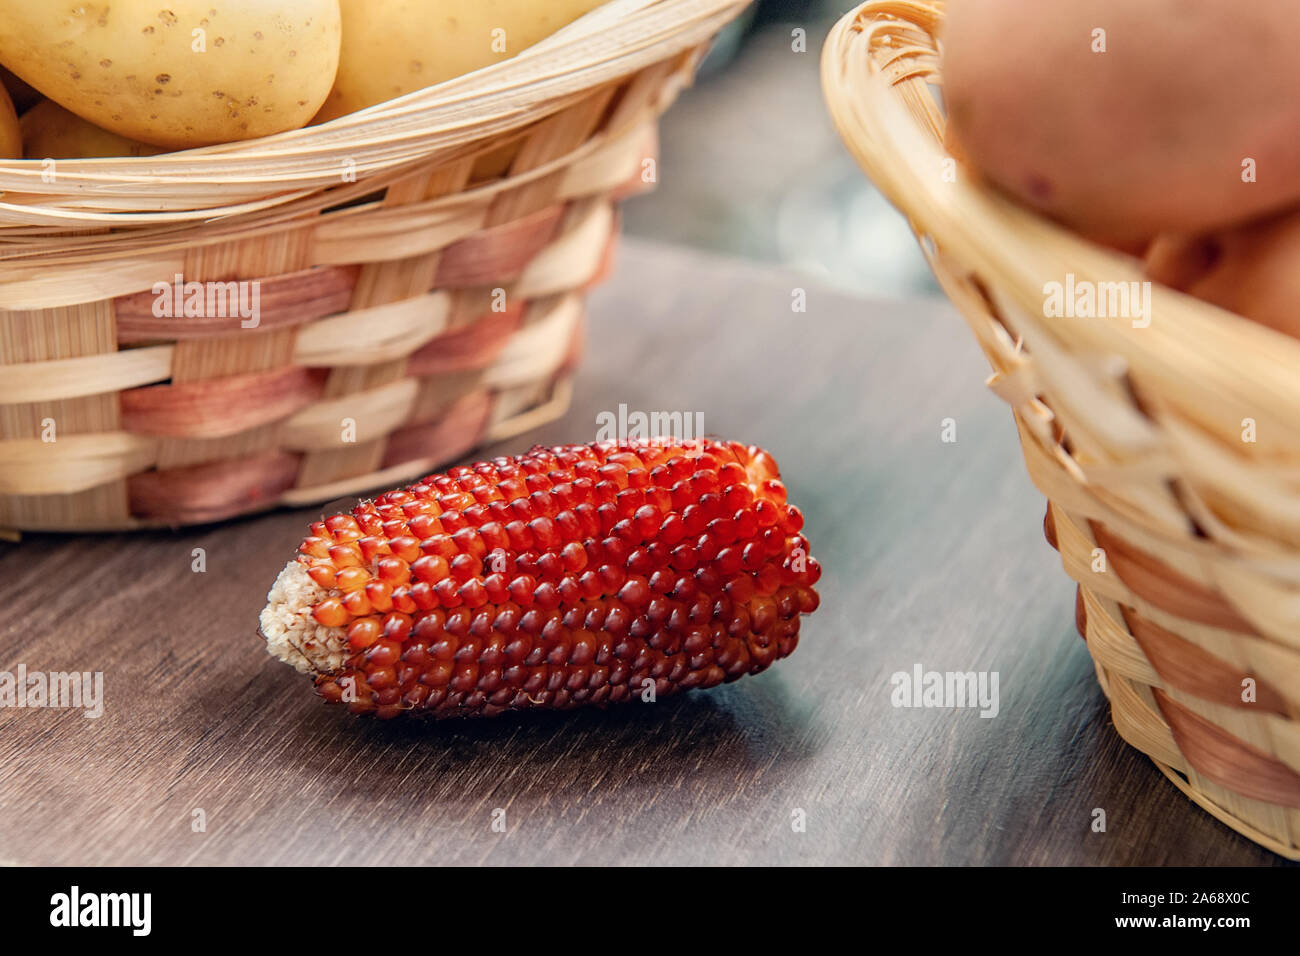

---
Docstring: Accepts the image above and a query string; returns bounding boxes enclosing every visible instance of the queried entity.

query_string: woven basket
[0,0,751,533]
[824,0,1300,858]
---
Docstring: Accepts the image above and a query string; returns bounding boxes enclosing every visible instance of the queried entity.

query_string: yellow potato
[944,0,1300,242]
[22,100,163,159]
[0,83,19,157]
[316,0,608,122]
[0,1,342,149]
[1145,208,1300,341]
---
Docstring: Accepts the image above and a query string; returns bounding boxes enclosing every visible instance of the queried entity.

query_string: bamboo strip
[281,378,420,452]
[0,257,184,310]
[0,346,174,404]
[485,295,583,390]
[0,433,156,495]
[517,200,615,299]
[293,293,452,367]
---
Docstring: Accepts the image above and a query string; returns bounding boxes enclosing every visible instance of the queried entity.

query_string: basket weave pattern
[824,0,1300,857]
[0,0,751,532]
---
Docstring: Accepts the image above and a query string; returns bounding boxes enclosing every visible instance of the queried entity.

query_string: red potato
[1145,206,1300,341]
[943,0,1300,243]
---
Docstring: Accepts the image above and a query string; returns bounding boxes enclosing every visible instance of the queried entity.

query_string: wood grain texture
[0,239,1288,866]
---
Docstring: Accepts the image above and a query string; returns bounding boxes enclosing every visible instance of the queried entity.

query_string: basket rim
[0,0,751,225]
[820,0,1300,435]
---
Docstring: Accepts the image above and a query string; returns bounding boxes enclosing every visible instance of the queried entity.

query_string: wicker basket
[824,0,1300,858]
[0,0,751,533]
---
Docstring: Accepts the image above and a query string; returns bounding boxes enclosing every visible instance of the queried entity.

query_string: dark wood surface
[0,239,1287,866]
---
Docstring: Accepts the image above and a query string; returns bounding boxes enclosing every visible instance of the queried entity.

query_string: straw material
[0,0,752,532]
[823,0,1300,857]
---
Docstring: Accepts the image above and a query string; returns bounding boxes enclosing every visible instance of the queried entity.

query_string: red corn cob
[260,438,821,719]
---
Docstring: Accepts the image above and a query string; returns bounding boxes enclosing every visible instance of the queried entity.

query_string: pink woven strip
[120,366,327,439]
[380,391,493,472]
[1154,689,1300,808]
[128,452,301,524]
[1125,606,1293,717]
[115,266,358,344]
[435,204,565,288]
[405,303,524,377]
[1091,521,1259,636]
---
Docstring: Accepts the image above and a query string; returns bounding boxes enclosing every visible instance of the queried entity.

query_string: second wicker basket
[823,0,1300,858]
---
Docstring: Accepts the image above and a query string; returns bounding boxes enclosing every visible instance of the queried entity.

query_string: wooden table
[0,239,1286,866]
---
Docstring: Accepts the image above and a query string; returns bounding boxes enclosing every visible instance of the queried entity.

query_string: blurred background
[623,0,937,298]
